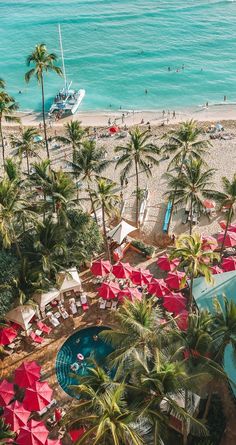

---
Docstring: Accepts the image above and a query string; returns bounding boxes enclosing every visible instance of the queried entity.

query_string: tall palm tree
[0,91,19,164]
[53,120,85,157]
[208,174,236,257]
[0,79,5,89]
[170,233,219,310]
[50,169,76,224]
[91,178,120,261]
[10,127,41,174]
[165,159,215,234]
[25,43,62,159]
[70,139,109,213]
[162,120,210,233]
[3,158,21,184]
[115,127,160,226]
[211,297,236,366]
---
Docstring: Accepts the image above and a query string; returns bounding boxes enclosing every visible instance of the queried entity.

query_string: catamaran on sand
[49,25,85,120]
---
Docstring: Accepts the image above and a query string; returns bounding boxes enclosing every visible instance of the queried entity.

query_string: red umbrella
[156,254,180,272]
[3,401,30,432]
[109,126,119,134]
[112,262,133,279]
[17,420,48,445]
[90,259,111,277]
[176,310,189,331]
[0,380,14,406]
[69,428,86,442]
[14,361,41,388]
[201,235,218,251]
[219,220,227,230]
[163,293,186,314]
[131,269,153,286]
[165,271,186,290]
[210,265,223,275]
[45,440,61,445]
[23,381,53,412]
[218,231,236,248]
[54,408,62,422]
[228,223,236,233]
[97,282,120,300]
[222,256,236,272]
[147,278,169,297]
[118,287,142,302]
[0,327,17,346]
[203,199,215,209]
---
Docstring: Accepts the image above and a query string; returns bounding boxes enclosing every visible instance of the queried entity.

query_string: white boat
[49,25,85,119]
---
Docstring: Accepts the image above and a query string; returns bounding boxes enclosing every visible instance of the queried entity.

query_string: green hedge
[131,239,155,257]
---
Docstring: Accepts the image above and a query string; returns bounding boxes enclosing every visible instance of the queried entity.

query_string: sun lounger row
[99,298,118,310]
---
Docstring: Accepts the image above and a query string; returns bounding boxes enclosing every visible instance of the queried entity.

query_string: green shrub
[0,251,19,318]
[131,239,155,257]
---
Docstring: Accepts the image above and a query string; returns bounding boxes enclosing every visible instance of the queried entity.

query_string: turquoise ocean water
[1,0,236,112]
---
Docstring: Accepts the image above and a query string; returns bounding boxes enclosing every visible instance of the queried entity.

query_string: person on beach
[108,118,111,126]
[122,113,125,124]
[173,110,176,119]
[141,118,144,124]
[206,102,209,108]
[162,110,165,117]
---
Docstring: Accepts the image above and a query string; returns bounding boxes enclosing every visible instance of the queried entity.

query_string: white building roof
[6,305,36,331]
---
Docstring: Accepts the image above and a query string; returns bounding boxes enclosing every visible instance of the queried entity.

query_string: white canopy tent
[6,305,36,332]
[107,220,137,245]
[33,289,61,318]
[57,267,82,297]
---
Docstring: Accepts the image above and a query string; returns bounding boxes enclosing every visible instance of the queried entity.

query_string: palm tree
[3,158,21,184]
[10,127,41,175]
[91,178,120,261]
[208,174,236,258]
[25,43,62,159]
[162,120,210,233]
[0,91,19,164]
[0,79,5,89]
[115,127,160,226]
[211,297,236,366]
[53,120,85,157]
[0,418,16,443]
[70,139,109,214]
[170,233,219,310]
[50,169,76,223]
[165,159,215,234]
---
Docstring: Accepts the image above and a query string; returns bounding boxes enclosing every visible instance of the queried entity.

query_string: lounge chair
[106,301,112,308]
[80,294,87,304]
[37,321,52,335]
[48,316,60,327]
[76,299,82,308]
[111,300,118,311]
[30,332,44,344]
[99,299,106,309]
[59,307,69,319]
[82,303,89,311]
[69,303,77,314]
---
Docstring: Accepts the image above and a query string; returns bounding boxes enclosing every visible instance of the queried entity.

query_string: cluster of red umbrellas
[156,254,180,272]
[147,279,169,297]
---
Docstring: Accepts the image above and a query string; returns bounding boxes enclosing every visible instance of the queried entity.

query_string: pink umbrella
[17,420,48,445]
[54,408,62,422]
[90,259,111,276]
[147,278,170,297]
[176,310,189,331]
[131,269,153,286]
[228,223,236,233]
[203,199,215,209]
[14,361,41,388]
[219,220,227,230]
[45,440,62,445]
[165,271,186,290]
[221,256,236,272]
[3,401,30,432]
[118,287,142,303]
[0,380,14,406]
[163,293,186,314]
[156,254,180,272]
[97,282,120,300]
[69,428,86,442]
[218,231,236,248]
[0,327,17,346]
[201,235,218,251]
[109,126,119,134]
[112,262,133,279]
[210,265,223,275]
[23,381,53,412]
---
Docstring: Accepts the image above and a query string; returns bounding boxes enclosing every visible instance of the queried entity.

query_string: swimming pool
[56,326,113,398]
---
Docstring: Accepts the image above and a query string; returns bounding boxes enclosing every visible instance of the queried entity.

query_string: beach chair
[111,300,118,311]
[99,299,106,309]
[69,302,77,314]
[76,299,82,308]
[48,316,60,327]
[37,321,52,335]
[80,294,87,304]
[82,303,89,311]
[106,301,112,309]
[30,331,44,344]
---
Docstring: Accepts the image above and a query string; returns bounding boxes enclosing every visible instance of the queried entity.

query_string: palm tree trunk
[189,195,193,235]
[220,206,232,259]
[189,273,194,311]
[102,204,111,262]
[41,74,50,160]
[135,159,139,226]
[26,151,30,175]
[0,115,5,165]
[88,185,98,223]
[166,154,186,234]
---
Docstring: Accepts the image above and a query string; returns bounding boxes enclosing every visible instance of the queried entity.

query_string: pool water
[56,326,113,398]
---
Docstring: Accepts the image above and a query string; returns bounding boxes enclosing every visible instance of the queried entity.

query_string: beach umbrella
[163,293,186,314]
[203,199,215,209]
[217,231,236,248]
[69,428,86,442]
[147,278,170,297]
[176,310,189,331]
[118,287,142,303]
[17,420,48,445]
[219,220,227,230]
[165,271,186,290]
[90,259,111,277]
[112,262,133,279]
[156,254,180,272]
[3,401,30,432]
[109,126,119,134]
[97,282,120,300]
[14,361,41,388]
[0,327,17,346]
[201,235,218,251]
[210,265,223,275]
[221,256,236,272]
[54,408,62,422]
[45,440,62,445]
[228,223,236,233]
[23,381,53,412]
[131,269,153,286]
[0,380,14,406]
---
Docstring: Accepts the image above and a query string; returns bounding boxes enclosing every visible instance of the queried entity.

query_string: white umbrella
[107,220,137,244]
